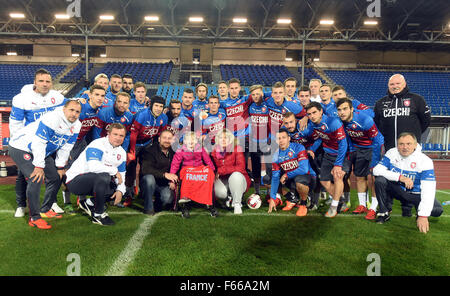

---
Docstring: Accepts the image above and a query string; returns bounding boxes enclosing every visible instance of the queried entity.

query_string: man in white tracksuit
[9,100,82,229]
[65,123,127,226]
[373,132,443,233]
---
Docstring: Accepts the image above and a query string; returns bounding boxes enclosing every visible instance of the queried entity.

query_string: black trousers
[374,176,443,217]
[67,173,117,215]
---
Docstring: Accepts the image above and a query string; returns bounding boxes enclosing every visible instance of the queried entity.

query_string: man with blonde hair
[309,78,322,103]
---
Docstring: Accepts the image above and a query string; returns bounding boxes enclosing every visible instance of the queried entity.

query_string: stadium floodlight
[72,53,80,57]
[277,18,292,24]
[99,15,114,21]
[313,58,320,62]
[147,27,155,30]
[364,20,378,26]
[233,18,247,23]
[144,16,159,22]
[236,29,244,33]
[320,19,334,25]
[55,14,70,20]
[10,13,25,19]
[285,57,293,61]
[189,16,204,23]
[7,52,17,56]
[100,54,107,58]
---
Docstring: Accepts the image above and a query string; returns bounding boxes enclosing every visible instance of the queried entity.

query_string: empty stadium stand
[93,62,173,84]
[220,64,293,86]
[0,63,66,101]
[60,63,93,83]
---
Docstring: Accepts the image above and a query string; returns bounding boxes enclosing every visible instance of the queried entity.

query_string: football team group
[8,68,444,233]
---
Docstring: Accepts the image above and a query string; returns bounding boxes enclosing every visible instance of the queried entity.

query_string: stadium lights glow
[277,18,292,24]
[99,15,114,21]
[364,20,378,25]
[193,60,200,64]
[189,16,204,23]
[100,54,107,58]
[313,58,320,62]
[72,53,80,57]
[236,29,244,33]
[10,13,25,19]
[147,27,155,30]
[7,52,17,56]
[144,16,159,22]
[320,19,334,25]
[285,57,293,61]
[233,18,247,23]
[55,14,70,19]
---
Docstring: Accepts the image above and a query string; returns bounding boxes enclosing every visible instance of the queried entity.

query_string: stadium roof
[1,0,449,49]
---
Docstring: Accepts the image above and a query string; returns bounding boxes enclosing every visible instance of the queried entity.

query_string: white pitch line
[105,215,159,276]
[437,190,450,195]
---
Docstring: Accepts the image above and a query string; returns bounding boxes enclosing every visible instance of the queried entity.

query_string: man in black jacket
[139,129,178,215]
[374,74,431,217]
[374,74,431,151]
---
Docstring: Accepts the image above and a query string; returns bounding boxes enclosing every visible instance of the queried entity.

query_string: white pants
[214,172,247,206]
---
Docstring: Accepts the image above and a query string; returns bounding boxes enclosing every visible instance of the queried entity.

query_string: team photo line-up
[9,67,443,232]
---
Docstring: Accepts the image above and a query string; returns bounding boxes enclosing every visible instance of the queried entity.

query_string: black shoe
[375,213,391,224]
[181,207,190,219]
[92,212,115,226]
[144,209,155,216]
[402,208,412,217]
[209,207,218,217]
[79,199,94,217]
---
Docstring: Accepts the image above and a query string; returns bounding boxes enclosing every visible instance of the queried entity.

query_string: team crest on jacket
[403,99,410,107]
[51,97,55,104]
[262,107,267,113]
[160,119,163,125]
[218,114,223,119]
[117,154,121,160]
[23,154,31,161]
[120,117,126,123]
[288,151,293,157]
[411,162,416,169]
[321,125,326,131]
[352,123,357,129]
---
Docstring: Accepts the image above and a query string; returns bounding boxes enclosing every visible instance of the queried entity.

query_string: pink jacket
[170,143,215,174]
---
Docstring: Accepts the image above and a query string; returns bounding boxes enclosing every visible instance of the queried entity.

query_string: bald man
[374,74,431,151]
[374,74,431,217]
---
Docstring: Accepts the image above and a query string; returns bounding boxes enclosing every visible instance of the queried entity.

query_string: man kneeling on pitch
[268,129,316,216]
[373,132,443,233]
[65,123,127,226]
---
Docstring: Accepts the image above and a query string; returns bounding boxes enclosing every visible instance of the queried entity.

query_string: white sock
[370,196,378,211]
[86,198,94,206]
[331,199,339,207]
[358,192,366,207]
[62,190,71,204]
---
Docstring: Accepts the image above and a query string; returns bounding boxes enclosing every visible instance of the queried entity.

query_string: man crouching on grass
[65,123,127,226]
[373,132,443,233]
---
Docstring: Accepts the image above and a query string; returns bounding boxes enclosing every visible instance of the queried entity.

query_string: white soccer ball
[247,194,262,210]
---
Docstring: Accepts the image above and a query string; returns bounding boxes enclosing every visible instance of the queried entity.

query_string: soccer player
[93,92,133,150]
[193,83,209,112]
[319,84,338,117]
[337,98,384,219]
[248,85,271,196]
[302,102,350,218]
[122,73,135,100]
[180,88,199,126]
[61,85,106,213]
[297,86,312,108]
[126,96,168,203]
[201,96,226,151]
[80,73,109,101]
[9,100,82,229]
[268,129,316,217]
[65,123,127,226]
[309,79,322,103]
[10,68,67,217]
[167,99,190,147]
[332,85,374,117]
[284,77,298,102]
[217,80,229,101]
[373,132,443,233]
[104,74,123,105]
[129,82,147,114]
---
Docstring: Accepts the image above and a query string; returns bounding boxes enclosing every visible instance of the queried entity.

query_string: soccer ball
[247,194,262,209]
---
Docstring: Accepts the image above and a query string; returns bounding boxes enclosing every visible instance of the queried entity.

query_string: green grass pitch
[0,184,449,276]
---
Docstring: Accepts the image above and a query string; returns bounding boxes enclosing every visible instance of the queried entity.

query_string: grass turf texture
[0,184,449,276]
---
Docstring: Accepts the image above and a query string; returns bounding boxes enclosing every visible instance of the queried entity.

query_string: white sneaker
[14,207,26,218]
[234,204,242,215]
[225,196,233,208]
[51,202,65,214]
